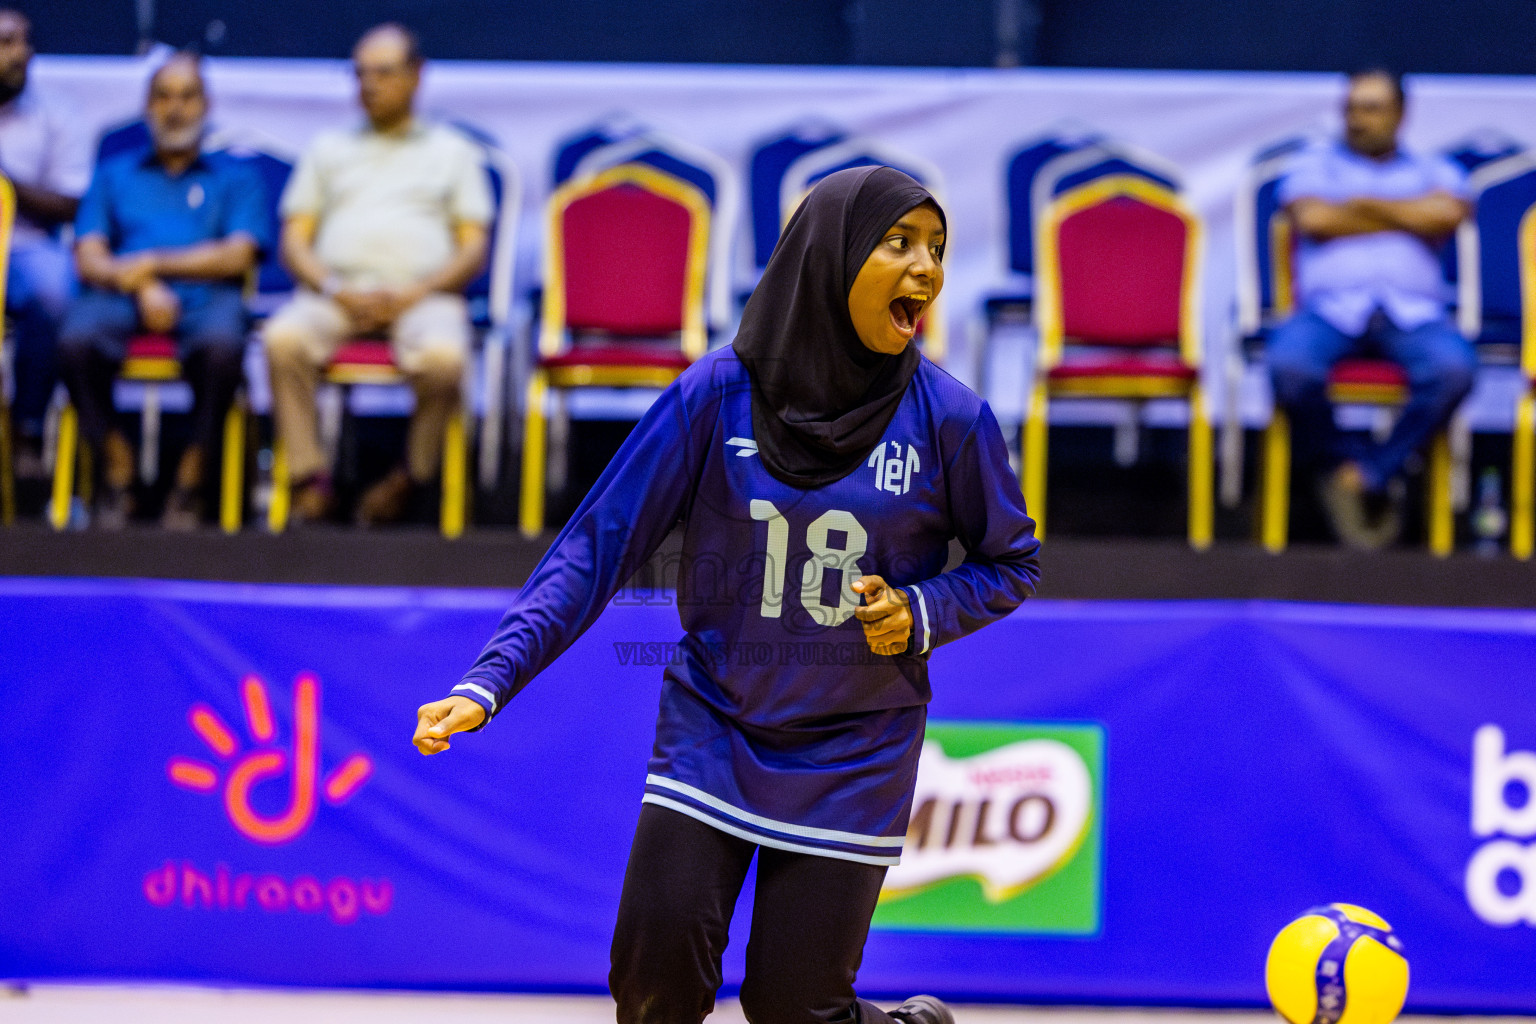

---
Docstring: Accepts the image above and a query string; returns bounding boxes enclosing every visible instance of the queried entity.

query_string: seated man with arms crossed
[1271,68,1475,548]
[264,22,491,525]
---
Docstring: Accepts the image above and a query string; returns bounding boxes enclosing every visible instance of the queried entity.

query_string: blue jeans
[7,241,76,438]
[1268,309,1476,492]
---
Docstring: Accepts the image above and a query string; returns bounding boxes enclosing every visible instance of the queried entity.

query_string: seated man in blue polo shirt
[1271,68,1475,549]
[58,53,268,530]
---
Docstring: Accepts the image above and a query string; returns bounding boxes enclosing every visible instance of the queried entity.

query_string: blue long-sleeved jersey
[453,347,1040,864]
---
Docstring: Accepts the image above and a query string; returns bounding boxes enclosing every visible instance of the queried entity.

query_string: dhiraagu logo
[148,673,392,926]
[873,721,1104,935]
[167,674,373,844]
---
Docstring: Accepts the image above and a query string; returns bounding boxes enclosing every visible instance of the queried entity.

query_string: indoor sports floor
[0,987,1527,1024]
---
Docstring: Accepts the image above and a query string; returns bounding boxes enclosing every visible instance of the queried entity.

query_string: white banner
[34,55,1536,427]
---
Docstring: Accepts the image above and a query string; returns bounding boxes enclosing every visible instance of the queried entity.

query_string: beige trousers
[262,291,470,483]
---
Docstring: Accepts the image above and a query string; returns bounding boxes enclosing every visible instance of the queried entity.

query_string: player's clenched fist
[852,575,913,657]
[413,695,487,755]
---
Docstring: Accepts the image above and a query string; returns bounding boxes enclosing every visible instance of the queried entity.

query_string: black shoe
[355,466,419,527]
[1359,478,1405,545]
[1317,466,1367,548]
[1318,466,1401,551]
[160,486,205,531]
[891,995,955,1024]
[289,473,336,526]
[95,487,135,531]
[12,435,47,480]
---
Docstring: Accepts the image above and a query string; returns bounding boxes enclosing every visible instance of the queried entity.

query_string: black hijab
[733,165,944,489]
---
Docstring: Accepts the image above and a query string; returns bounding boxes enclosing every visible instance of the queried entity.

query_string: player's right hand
[413,695,487,755]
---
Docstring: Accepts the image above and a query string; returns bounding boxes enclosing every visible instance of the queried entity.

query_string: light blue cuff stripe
[909,583,932,655]
[452,681,498,712]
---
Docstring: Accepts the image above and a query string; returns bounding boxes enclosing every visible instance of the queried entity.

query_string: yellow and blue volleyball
[1266,904,1409,1024]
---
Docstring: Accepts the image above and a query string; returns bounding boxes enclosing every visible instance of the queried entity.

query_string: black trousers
[57,287,247,482]
[610,803,902,1024]
[58,343,243,462]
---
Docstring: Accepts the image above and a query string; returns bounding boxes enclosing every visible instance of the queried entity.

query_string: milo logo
[873,721,1103,935]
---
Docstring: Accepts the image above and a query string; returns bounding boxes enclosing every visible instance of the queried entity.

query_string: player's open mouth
[888,294,929,337]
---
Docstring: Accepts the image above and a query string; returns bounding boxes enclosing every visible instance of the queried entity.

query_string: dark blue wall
[1040,0,1536,74]
[25,0,1536,74]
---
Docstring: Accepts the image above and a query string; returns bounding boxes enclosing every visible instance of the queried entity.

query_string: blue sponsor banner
[0,578,1531,1009]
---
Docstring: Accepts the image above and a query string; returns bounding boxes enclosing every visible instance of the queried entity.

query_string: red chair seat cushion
[1328,359,1407,387]
[330,340,396,368]
[1048,356,1196,380]
[125,334,177,360]
[540,345,692,371]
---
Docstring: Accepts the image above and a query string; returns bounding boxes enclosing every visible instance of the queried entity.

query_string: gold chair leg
[1427,430,1454,558]
[441,410,467,539]
[1260,411,1290,554]
[1188,382,1214,551]
[1022,380,1049,541]
[1512,391,1535,560]
[220,397,246,535]
[49,404,79,532]
[268,437,290,534]
[519,371,549,539]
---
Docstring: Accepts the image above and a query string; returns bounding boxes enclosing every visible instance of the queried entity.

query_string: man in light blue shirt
[1271,69,1475,548]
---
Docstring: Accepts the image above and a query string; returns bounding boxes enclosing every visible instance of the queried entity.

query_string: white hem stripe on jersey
[452,681,498,711]
[642,794,902,866]
[646,774,905,847]
[910,584,932,655]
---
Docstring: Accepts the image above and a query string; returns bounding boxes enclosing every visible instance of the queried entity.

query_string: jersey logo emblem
[726,437,759,458]
[868,440,920,496]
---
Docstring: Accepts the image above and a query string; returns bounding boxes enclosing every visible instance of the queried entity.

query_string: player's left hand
[853,575,913,657]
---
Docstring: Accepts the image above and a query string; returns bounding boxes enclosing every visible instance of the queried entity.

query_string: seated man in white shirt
[0,9,92,477]
[263,22,491,525]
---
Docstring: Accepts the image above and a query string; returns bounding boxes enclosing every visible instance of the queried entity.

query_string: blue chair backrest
[608,146,718,206]
[450,120,498,151]
[1252,172,1290,321]
[95,120,151,163]
[448,121,505,322]
[1254,135,1308,165]
[552,121,645,187]
[1235,137,1311,338]
[749,127,844,268]
[1047,154,1178,200]
[802,152,931,190]
[1005,133,1101,276]
[228,148,294,296]
[1439,137,1523,288]
[1469,161,1536,344]
[1444,133,1525,176]
[465,157,504,326]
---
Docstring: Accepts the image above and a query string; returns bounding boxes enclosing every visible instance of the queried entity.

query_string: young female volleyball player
[413,166,1041,1024]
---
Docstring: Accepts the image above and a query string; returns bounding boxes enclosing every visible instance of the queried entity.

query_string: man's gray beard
[151,121,205,153]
